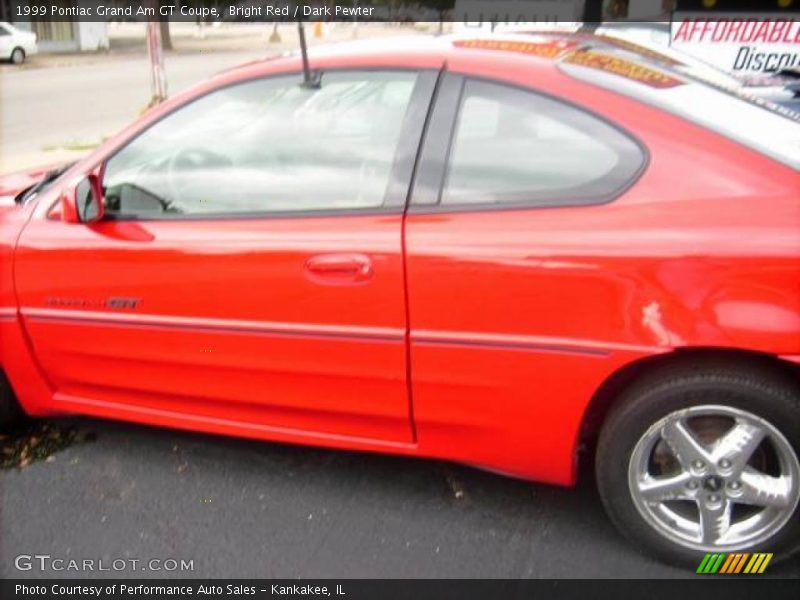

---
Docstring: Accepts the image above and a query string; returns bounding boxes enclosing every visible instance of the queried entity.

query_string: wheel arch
[579,347,800,458]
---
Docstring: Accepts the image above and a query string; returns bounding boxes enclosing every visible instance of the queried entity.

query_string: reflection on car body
[0,32,798,569]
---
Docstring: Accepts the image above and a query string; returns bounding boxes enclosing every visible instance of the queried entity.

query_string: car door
[404,72,648,481]
[15,69,437,444]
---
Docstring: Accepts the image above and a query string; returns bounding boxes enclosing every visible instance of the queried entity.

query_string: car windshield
[558,47,800,170]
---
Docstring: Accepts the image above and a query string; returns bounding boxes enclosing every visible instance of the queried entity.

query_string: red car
[1,33,799,566]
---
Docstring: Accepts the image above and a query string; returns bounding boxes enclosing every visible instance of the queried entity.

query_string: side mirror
[64,174,105,223]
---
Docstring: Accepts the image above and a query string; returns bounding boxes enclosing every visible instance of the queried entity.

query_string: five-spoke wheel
[596,360,800,566]
[628,405,799,550]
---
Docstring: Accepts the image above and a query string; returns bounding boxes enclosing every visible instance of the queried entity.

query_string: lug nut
[709,494,720,503]
[728,481,741,490]
[687,481,699,490]
[692,460,705,470]
[719,459,732,469]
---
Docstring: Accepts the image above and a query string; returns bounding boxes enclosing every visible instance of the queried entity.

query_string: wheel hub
[702,475,723,493]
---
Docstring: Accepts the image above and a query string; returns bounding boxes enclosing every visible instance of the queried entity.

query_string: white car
[0,21,38,65]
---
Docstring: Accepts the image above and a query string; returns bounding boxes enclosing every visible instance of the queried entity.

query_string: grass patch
[43,139,103,153]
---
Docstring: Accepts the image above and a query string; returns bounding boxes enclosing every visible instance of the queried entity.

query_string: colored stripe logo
[697,553,773,574]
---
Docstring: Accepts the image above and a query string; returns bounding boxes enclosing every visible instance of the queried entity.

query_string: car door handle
[305,254,374,284]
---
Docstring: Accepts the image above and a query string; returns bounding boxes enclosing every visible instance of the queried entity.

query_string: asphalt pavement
[1,417,799,579]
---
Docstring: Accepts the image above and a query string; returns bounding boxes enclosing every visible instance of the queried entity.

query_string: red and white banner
[671,14,800,75]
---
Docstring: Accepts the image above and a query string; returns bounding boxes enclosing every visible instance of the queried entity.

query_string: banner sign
[670,13,800,75]
[453,0,581,33]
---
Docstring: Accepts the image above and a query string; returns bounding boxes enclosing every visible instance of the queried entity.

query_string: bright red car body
[1,35,798,487]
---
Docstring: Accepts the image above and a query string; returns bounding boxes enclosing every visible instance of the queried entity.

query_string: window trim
[409,72,650,214]
[407,73,465,208]
[97,68,440,222]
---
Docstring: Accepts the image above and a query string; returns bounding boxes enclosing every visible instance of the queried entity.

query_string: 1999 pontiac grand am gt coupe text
[0,33,798,566]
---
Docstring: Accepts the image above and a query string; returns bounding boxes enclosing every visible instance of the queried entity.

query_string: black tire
[596,358,800,567]
[10,47,25,65]
[0,372,24,430]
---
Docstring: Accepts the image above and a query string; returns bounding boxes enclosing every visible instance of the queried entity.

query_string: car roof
[222,32,583,81]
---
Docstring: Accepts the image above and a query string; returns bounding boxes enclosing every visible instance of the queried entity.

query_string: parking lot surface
[1,418,798,579]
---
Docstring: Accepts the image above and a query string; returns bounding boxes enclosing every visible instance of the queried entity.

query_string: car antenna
[297,21,321,89]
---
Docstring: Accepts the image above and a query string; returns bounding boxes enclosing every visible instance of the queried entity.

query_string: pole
[147,20,167,107]
[269,22,281,43]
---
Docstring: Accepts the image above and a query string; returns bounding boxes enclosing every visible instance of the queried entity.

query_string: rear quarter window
[441,79,646,208]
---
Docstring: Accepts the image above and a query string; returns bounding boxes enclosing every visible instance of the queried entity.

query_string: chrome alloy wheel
[628,404,800,552]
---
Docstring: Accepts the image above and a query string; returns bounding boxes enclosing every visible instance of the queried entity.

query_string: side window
[102,71,419,218]
[440,80,645,207]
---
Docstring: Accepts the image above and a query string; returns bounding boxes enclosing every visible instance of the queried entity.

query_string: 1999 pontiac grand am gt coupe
[1,33,799,566]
